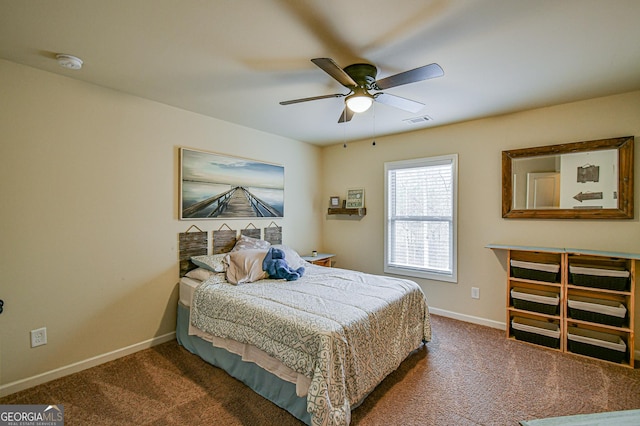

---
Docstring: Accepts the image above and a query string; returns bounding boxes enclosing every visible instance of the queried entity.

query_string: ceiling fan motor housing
[343,63,378,89]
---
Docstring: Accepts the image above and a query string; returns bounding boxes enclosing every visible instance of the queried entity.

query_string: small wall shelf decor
[327,208,366,216]
[346,188,365,208]
[488,244,637,368]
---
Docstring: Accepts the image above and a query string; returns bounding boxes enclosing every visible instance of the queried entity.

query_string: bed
[176,227,431,426]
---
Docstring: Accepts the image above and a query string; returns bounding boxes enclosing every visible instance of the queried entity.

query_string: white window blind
[384,154,457,282]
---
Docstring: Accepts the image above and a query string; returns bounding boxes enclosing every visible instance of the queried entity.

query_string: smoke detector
[56,54,83,70]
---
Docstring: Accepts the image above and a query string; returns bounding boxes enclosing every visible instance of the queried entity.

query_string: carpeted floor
[2,314,640,425]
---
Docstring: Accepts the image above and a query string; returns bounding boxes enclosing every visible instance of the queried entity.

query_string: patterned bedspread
[191,265,431,426]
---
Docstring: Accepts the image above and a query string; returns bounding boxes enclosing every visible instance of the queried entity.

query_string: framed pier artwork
[180,148,284,219]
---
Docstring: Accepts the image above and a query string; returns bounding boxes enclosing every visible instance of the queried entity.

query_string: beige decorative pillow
[224,249,269,284]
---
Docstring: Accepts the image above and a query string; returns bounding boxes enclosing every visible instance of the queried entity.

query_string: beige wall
[322,91,640,334]
[0,59,323,391]
[1,56,639,394]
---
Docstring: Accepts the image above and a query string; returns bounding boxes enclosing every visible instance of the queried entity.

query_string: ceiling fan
[280,58,444,123]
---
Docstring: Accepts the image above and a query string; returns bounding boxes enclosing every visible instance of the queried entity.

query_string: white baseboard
[0,332,175,398]
[429,307,506,330]
[428,307,640,364]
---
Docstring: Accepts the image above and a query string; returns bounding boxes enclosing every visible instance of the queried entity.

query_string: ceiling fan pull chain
[343,109,348,148]
[372,102,377,147]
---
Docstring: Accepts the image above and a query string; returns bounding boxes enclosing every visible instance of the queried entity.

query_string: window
[384,154,457,282]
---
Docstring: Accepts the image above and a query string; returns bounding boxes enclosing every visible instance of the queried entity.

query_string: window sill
[384,265,457,283]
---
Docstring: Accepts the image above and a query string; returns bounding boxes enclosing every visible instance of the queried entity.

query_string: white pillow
[231,235,271,252]
[191,254,227,272]
[185,267,216,281]
[272,244,308,269]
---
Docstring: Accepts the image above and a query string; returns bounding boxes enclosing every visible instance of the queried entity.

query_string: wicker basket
[569,265,630,291]
[511,288,560,315]
[567,326,627,363]
[568,296,627,327]
[511,260,560,283]
[511,317,560,349]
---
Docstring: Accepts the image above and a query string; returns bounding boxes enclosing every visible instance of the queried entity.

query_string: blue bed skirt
[176,303,312,425]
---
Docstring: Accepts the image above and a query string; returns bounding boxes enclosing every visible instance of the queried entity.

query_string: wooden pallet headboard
[178,226,207,277]
[179,223,282,276]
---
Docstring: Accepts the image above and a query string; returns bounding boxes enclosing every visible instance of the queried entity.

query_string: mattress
[179,276,200,307]
[176,303,311,424]
[180,276,312,396]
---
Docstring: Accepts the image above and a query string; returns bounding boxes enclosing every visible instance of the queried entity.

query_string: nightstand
[302,253,335,267]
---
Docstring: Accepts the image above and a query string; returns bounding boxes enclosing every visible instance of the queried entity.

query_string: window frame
[384,154,458,283]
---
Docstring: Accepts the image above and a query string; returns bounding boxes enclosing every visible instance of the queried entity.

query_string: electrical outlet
[31,327,47,347]
[471,287,480,299]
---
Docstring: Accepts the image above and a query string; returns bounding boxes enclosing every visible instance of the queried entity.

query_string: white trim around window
[384,154,458,283]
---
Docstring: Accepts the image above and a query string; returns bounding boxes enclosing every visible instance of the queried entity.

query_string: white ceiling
[2,0,640,146]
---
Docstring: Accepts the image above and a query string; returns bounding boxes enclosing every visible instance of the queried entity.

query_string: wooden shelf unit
[490,244,637,368]
[507,249,565,352]
[565,253,635,367]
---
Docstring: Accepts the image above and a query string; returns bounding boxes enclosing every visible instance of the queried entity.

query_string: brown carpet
[3,315,640,425]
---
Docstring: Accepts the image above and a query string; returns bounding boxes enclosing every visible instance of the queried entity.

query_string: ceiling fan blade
[374,63,444,90]
[337,107,354,123]
[374,93,425,113]
[280,93,345,105]
[311,58,357,88]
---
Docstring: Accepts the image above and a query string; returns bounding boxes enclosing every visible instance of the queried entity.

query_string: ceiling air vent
[403,115,432,125]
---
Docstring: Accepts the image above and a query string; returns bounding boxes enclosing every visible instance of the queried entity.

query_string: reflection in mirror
[512,150,618,210]
[502,136,634,219]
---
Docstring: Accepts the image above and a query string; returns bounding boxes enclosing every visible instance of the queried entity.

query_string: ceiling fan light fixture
[346,92,373,113]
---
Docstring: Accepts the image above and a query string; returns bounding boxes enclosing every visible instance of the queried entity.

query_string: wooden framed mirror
[502,136,634,219]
